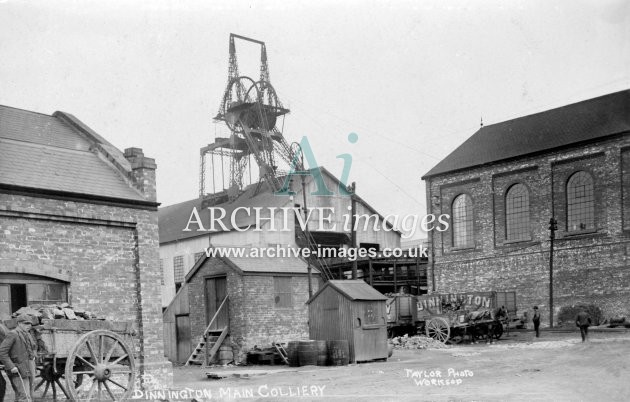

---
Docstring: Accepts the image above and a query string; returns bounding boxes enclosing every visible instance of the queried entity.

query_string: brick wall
[0,193,172,385]
[425,136,630,325]
[187,257,313,363]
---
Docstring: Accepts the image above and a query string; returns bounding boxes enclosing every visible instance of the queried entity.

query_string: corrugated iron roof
[0,105,146,202]
[423,89,630,179]
[307,280,387,303]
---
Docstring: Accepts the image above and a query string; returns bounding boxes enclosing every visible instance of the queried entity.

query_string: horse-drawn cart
[27,319,137,401]
[386,291,516,344]
[419,291,512,344]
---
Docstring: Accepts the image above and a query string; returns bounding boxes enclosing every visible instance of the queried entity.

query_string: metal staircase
[185,295,229,366]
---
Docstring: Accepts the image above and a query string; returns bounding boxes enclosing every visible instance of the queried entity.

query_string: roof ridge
[423,89,630,179]
[482,88,630,130]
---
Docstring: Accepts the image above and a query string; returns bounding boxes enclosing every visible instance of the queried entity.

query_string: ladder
[273,342,289,365]
[185,295,229,366]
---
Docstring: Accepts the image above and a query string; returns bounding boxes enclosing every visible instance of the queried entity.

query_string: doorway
[0,284,27,319]
[205,276,228,330]
[175,314,191,364]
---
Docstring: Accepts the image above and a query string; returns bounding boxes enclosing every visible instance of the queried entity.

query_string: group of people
[531,305,593,342]
[0,314,43,402]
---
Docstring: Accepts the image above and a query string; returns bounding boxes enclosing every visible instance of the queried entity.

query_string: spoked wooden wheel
[493,323,504,339]
[64,330,136,401]
[35,360,82,400]
[425,317,451,343]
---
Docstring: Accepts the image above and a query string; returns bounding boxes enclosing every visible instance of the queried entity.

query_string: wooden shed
[307,280,388,363]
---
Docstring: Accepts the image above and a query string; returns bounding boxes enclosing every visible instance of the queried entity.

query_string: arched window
[452,194,473,248]
[506,183,530,241]
[567,171,594,231]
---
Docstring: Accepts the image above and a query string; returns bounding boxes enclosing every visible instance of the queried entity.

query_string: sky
[1,0,628,239]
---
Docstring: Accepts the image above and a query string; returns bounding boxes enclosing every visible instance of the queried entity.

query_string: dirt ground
[168,328,630,402]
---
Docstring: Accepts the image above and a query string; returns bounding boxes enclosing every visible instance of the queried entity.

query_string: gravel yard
[168,328,630,402]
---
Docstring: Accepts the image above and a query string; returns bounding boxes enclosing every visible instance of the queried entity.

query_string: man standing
[532,306,541,338]
[0,315,36,402]
[576,309,592,342]
[0,321,8,402]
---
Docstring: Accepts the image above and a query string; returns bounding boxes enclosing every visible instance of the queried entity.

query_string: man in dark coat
[0,321,8,402]
[532,306,541,338]
[576,309,592,342]
[0,315,36,401]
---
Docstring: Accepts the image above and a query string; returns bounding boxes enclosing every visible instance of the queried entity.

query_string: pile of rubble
[390,334,449,350]
[13,304,100,321]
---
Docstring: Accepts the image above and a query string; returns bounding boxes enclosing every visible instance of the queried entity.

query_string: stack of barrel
[285,339,349,367]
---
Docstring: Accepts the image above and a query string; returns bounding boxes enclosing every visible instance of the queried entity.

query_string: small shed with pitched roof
[307,280,388,363]
[162,252,321,364]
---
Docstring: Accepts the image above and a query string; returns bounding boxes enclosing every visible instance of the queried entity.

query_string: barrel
[298,340,318,366]
[326,340,349,366]
[218,345,233,365]
[315,340,327,366]
[286,341,300,367]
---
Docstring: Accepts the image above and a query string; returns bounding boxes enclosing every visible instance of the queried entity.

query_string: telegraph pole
[292,142,313,298]
[349,182,358,280]
[548,217,557,328]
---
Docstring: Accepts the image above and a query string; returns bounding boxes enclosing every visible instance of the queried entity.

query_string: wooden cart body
[416,291,513,343]
[1,318,137,401]
[38,319,135,358]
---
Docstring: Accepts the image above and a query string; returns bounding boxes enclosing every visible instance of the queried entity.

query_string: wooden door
[205,277,228,330]
[175,314,191,364]
[353,301,387,362]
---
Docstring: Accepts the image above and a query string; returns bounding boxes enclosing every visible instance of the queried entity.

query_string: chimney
[124,147,157,202]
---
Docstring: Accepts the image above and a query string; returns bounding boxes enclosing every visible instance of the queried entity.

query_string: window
[27,284,66,305]
[506,184,530,241]
[273,277,292,308]
[567,171,594,231]
[359,243,380,252]
[173,255,184,284]
[452,194,473,248]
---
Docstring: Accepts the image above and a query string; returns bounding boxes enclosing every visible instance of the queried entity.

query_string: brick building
[0,106,172,383]
[422,90,630,325]
[163,252,316,364]
[159,168,401,363]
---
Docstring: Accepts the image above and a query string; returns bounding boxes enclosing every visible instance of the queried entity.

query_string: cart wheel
[35,361,70,400]
[493,323,504,340]
[64,330,136,401]
[425,317,450,343]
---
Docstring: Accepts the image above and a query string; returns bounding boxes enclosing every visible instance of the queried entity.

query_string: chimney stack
[124,147,157,202]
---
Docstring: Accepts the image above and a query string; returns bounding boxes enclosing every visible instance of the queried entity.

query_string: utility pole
[349,182,357,280]
[292,143,312,298]
[548,217,557,328]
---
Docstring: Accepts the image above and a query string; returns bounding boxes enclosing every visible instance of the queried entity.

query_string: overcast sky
[1,0,628,239]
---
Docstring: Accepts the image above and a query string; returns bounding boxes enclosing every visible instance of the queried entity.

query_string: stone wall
[425,136,630,325]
